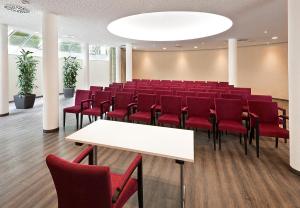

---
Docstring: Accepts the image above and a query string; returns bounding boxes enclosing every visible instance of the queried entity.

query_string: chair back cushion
[248,95,272,102]
[248,101,279,124]
[215,98,243,122]
[137,94,156,112]
[75,90,92,106]
[46,155,112,208]
[115,92,133,109]
[90,86,103,95]
[94,91,111,112]
[187,97,211,118]
[160,95,182,115]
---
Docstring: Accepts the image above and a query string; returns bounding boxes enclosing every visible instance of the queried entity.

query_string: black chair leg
[244,134,248,155]
[63,112,66,128]
[275,137,279,148]
[256,135,260,158]
[213,131,216,151]
[88,116,92,123]
[239,133,242,144]
[208,130,211,139]
[80,114,83,129]
[219,131,221,150]
[76,113,79,130]
[138,161,143,208]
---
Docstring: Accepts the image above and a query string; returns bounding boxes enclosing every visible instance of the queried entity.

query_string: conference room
[0,0,300,207]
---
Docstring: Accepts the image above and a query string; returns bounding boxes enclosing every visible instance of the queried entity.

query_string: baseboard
[9,93,64,103]
[290,165,300,176]
[43,127,59,133]
[0,113,9,117]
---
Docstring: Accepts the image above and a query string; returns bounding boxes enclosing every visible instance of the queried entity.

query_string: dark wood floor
[0,97,299,208]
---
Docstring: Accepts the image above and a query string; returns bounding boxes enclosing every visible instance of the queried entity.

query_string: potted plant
[14,49,38,109]
[63,56,80,98]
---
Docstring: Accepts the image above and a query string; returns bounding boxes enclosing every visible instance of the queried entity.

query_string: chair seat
[107,109,128,120]
[64,105,81,113]
[129,111,151,123]
[185,117,212,130]
[158,114,180,126]
[111,173,138,208]
[218,120,247,134]
[82,107,102,116]
[259,123,289,138]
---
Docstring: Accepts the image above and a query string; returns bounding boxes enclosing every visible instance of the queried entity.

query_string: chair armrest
[81,99,93,111]
[112,154,142,203]
[249,112,259,119]
[182,106,188,112]
[72,145,94,164]
[150,104,156,110]
[279,115,289,120]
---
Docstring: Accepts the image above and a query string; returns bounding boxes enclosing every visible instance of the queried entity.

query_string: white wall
[8,55,110,101]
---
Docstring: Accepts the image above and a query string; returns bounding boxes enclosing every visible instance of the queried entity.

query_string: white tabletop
[66,120,194,163]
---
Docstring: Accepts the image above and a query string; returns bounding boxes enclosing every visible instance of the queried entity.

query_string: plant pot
[14,94,36,109]
[64,88,75,98]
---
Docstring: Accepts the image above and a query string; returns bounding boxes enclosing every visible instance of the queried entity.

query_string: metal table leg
[176,160,185,208]
[92,146,98,165]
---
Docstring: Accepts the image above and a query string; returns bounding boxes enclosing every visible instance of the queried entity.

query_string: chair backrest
[90,86,103,95]
[75,90,92,106]
[46,155,113,208]
[94,91,111,112]
[155,90,172,104]
[221,93,243,100]
[187,97,211,118]
[176,91,197,106]
[248,101,279,124]
[137,93,157,112]
[215,98,243,122]
[160,95,182,115]
[115,92,133,109]
[197,92,217,99]
[248,95,272,102]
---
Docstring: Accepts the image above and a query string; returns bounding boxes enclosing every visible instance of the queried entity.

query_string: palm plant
[16,49,38,95]
[63,56,80,88]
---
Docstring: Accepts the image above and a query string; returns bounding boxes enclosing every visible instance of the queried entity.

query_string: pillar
[228,38,237,86]
[42,12,59,132]
[125,43,132,81]
[116,47,121,83]
[0,24,9,117]
[288,0,300,174]
[82,43,90,89]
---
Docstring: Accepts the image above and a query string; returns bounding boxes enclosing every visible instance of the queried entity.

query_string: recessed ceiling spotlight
[163,47,167,50]
[4,3,30,13]
[272,36,278,40]
[107,11,233,41]
[264,30,268,34]
[194,46,198,49]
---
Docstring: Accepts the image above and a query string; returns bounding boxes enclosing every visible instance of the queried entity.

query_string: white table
[66,120,194,208]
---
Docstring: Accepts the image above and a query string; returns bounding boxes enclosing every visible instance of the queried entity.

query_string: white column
[115,46,121,83]
[0,24,9,116]
[126,43,132,81]
[82,43,90,89]
[42,13,59,132]
[289,0,300,174]
[228,38,237,86]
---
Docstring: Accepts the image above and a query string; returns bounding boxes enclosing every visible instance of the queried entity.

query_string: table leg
[176,160,185,208]
[92,146,97,165]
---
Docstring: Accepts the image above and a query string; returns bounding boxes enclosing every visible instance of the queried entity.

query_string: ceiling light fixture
[272,36,278,40]
[194,46,198,49]
[264,30,268,34]
[4,3,30,13]
[107,11,233,41]
[163,47,167,50]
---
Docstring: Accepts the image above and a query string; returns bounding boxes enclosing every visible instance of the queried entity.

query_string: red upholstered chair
[176,91,197,107]
[107,92,134,121]
[184,97,214,140]
[63,90,91,129]
[215,98,248,154]
[129,94,156,124]
[46,146,143,208]
[154,90,172,112]
[248,101,289,157]
[157,95,182,128]
[90,86,103,97]
[80,91,111,128]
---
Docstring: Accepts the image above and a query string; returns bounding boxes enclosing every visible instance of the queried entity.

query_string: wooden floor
[0,97,299,208]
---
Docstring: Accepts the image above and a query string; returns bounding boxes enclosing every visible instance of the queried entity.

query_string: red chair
[184,97,214,140]
[90,86,103,97]
[248,101,289,157]
[176,91,197,107]
[154,90,172,112]
[107,92,134,121]
[46,145,143,208]
[129,94,156,124]
[63,90,91,129]
[215,98,248,154]
[157,95,182,128]
[80,91,111,128]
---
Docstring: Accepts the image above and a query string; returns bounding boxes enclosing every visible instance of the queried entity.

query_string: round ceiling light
[107,11,233,41]
[4,4,30,13]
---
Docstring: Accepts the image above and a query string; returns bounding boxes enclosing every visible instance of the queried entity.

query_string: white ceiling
[0,0,287,51]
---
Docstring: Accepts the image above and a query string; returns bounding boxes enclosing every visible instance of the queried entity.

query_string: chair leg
[275,137,279,148]
[80,114,83,129]
[138,161,143,208]
[76,113,79,130]
[285,139,287,143]
[219,131,221,150]
[213,130,216,151]
[239,133,242,144]
[208,130,211,139]
[88,115,92,123]
[95,116,98,121]
[256,134,260,158]
[63,112,66,128]
[244,134,248,155]
[249,127,254,144]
